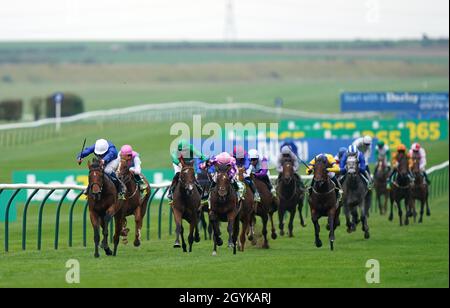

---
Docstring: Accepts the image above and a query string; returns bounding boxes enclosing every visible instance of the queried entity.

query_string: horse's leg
[239,216,248,252]
[328,209,336,251]
[89,211,101,258]
[226,213,235,249]
[188,221,195,253]
[134,206,143,247]
[248,215,257,245]
[351,207,358,232]
[288,207,296,238]
[383,192,388,215]
[397,200,403,227]
[311,210,322,248]
[261,213,270,249]
[172,208,183,249]
[121,218,129,245]
[269,210,277,240]
[344,205,353,233]
[426,193,431,216]
[361,203,370,240]
[209,211,221,256]
[389,191,394,222]
[278,207,285,236]
[201,212,208,240]
[232,214,240,255]
[419,198,424,223]
[100,216,113,256]
[112,214,122,257]
[298,197,306,227]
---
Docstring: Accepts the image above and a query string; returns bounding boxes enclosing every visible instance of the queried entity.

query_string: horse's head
[411,152,421,174]
[282,160,294,183]
[346,154,359,175]
[88,158,104,201]
[117,155,132,184]
[397,152,409,176]
[179,161,196,196]
[237,166,246,182]
[216,167,231,201]
[313,155,329,187]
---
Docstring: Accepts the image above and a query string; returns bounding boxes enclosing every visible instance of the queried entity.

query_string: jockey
[340,145,371,188]
[246,149,277,198]
[375,140,391,169]
[388,144,413,189]
[409,143,430,185]
[168,139,208,201]
[117,145,148,196]
[352,135,373,176]
[306,153,342,199]
[207,152,243,200]
[233,146,261,202]
[77,139,126,200]
[334,147,348,165]
[276,145,303,190]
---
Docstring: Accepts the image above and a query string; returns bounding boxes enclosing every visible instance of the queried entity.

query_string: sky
[0,0,448,41]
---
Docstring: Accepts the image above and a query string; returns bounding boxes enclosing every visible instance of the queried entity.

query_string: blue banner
[341,92,449,113]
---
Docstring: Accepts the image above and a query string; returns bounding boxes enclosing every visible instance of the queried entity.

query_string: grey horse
[342,154,371,239]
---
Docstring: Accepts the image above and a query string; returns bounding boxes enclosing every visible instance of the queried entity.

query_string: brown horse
[307,155,339,251]
[374,158,390,215]
[411,153,430,223]
[236,166,256,251]
[209,165,240,255]
[389,152,415,226]
[116,157,151,247]
[87,158,123,258]
[251,176,278,249]
[277,160,306,237]
[172,160,202,252]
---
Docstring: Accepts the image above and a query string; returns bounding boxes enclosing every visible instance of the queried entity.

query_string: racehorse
[411,152,430,223]
[87,158,123,258]
[197,167,213,240]
[171,160,202,252]
[342,154,370,239]
[209,165,240,255]
[276,160,306,237]
[116,157,151,247]
[389,152,415,226]
[236,166,256,251]
[374,158,390,215]
[251,176,278,249]
[307,155,340,251]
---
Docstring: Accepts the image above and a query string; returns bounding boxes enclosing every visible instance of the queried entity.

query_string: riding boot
[134,174,148,194]
[364,170,373,190]
[110,172,126,200]
[263,175,277,197]
[235,181,245,201]
[331,176,342,202]
[247,178,261,202]
[387,170,396,189]
[195,180,203,196]
[168,173,180,201]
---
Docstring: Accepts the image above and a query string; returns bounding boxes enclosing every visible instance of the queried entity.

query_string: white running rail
[0,101,380,131]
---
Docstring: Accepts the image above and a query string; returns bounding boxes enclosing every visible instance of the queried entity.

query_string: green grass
[0,194,448,288]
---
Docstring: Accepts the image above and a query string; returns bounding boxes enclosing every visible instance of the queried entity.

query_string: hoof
[228,242,235,249]
[262,242,269,249]
[347,228,352,234]
[216,237,223,247]
[388,215,393,222]
[426,212,431,217]
[94,253,100,258]
[134,240,141,247]
[330,241,334,251]
[104,248,113,256]
[315,240,323,248]
[212,251,217,256]
[271,233,277,240]
[194,234,201,243]
[364,232,370,240]
[280,230,285,236]
[248,235,254,241]
[173,242,181,249]
[289,233,294,238]
[251,239,257,246]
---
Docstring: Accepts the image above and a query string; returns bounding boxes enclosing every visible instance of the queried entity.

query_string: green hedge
[45,93,84,118]
[0,99,23,121]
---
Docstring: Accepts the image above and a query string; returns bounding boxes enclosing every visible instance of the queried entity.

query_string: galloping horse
[87,158,123,258]
[307,155,340,251]
[236,166,256,251]
[342,154,370,239]
[252,176,279,249]
[116,157,151,247]
[411,153,430,223]
[171,160,202,252]
[374,158,390,215]
[197,167,213,240]
[276,160,306,237]
[389,152,415,226]
[209,165,240,255]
